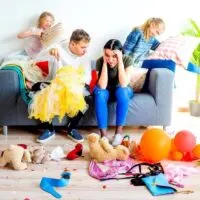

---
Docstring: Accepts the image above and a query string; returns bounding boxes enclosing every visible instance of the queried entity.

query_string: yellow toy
[0,145,31,170]
[87,133,129,162]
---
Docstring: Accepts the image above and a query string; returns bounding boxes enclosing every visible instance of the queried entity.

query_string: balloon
[182,152,196,162]
[140,128,171,163]
[170,151,183,161]
[192,144,200,159]
[174,130,196,153]
[170,138,177,152]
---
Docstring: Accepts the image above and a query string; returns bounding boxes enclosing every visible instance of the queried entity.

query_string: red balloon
[174,130,196,153]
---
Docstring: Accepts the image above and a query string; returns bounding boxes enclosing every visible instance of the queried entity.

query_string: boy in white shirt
[36,29,91,143]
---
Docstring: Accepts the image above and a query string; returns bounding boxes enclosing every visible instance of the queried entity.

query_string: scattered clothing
[40,172,71,199]
[51,146,65,161]
[66,143,83,160]
[88,158,136,180]
[164,163,200,188]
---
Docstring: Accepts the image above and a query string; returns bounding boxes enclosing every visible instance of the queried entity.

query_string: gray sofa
[0,67,174,135]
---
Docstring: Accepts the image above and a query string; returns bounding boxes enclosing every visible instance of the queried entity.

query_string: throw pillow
[41,23,65,47]
[148,35,200,68]
[129,68,148,92]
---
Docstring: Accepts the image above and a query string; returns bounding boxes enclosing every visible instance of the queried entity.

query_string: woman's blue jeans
[93,86,134,129]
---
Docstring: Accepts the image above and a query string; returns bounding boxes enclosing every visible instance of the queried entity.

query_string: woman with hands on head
[94,39,134,146]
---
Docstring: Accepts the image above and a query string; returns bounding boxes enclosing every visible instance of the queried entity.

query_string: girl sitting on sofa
[94,39,134,146]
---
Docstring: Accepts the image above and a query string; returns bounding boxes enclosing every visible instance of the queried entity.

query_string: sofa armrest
[149,68,174,125]
[0,70,20,100]
[0,70,20,124]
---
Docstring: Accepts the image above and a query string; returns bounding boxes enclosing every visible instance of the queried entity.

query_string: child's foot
[112,133,123,147]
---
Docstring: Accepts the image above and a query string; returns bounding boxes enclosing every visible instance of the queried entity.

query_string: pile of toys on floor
[0,128,200,198]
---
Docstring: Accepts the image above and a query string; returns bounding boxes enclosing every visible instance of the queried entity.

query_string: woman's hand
[114,50,123,64]
[103,50,107,64]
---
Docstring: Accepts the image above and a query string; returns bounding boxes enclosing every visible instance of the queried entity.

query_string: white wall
[0,0,199,58]
[0,0,199,106]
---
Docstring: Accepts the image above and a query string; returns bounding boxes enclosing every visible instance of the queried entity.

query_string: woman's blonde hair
[133,17,165,40]
[37,11,55,28]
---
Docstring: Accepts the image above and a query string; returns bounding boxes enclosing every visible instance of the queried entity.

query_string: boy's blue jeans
[93,86,134,129]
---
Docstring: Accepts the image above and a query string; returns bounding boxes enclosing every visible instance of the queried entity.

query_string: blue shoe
[67,129,84,143]
[37,129,55,143]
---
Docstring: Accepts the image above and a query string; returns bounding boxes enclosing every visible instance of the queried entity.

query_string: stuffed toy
[28,145,51,164]
[87,133,129,162]
[0,145,31,170]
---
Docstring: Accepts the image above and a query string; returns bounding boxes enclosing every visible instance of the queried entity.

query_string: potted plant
[182,19,200,116]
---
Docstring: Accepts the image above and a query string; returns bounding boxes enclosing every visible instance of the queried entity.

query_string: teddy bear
[0,145,31,170]
[87,133,130,162]
[28,145,51,164]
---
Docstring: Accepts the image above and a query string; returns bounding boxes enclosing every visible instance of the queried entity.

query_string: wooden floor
[0,112,200,200]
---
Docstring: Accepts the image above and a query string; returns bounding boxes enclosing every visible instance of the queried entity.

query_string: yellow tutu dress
[29,66,87,123]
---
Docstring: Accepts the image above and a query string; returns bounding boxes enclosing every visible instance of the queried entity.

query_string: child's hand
[49,48,60,61]
[34,29,43,37]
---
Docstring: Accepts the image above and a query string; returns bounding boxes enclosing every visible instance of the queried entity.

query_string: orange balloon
[170,138,177,152]
[170,151,183,161]
[140,128,171,163]
[192,144,200,159]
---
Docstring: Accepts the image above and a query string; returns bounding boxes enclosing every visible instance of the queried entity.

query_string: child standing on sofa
[17,11,55,59]
[94,39,134,146]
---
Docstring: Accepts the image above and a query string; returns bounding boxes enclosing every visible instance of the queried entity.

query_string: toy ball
[192,144,200,159]
[174,130,196,153]
[140,128,171,163]
[170,138,177,152]
[170,151,183,161]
